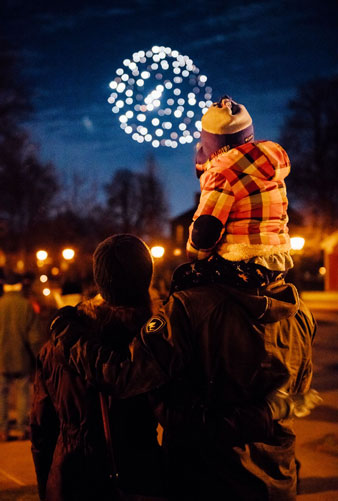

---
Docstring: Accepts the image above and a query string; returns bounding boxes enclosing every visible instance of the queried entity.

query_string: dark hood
[221,280,300,324]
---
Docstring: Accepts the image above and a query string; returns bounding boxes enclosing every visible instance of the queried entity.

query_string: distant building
[322,231,338,291]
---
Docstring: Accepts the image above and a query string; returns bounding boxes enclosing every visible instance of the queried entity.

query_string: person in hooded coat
[30,235,166,501]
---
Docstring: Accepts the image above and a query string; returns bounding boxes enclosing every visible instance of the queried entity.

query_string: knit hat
[196,95,254,165]
[93,234,153,307]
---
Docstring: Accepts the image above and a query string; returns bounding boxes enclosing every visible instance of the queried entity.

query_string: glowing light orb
[62,248,75,260]
[36,250,48,261]
[108,46,213,148]
[290,237,305,251]
[151,246,165,258]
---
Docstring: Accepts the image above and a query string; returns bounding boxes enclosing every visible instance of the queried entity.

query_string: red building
[322,231,338,291]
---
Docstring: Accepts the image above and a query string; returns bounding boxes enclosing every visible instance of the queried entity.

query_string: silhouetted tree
[280,76,338,233]
[0,37,31,139]
[0,132,59,251]
[105,168,139,233]
[137,154,168,239]
[0,38,59,252]
[105,155,168,238]
[59,170,100,216]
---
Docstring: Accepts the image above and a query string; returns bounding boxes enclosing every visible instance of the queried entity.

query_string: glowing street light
[42,288,51,296]
[40,274,48,283]
[151,246,165,258]
[62,248,75,260]
[36,250,48,261]
[290,237,305,251]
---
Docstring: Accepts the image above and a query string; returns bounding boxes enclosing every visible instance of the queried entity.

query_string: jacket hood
[221,280,300,324]
[198,141,290,183]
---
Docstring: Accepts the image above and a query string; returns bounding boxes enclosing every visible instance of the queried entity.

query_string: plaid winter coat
[187,141,291,261]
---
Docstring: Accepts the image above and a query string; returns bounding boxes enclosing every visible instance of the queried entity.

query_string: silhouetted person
[30,236,166,501]
[0,271,43,441]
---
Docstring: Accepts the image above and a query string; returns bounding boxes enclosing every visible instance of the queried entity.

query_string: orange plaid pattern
[187,141,291,260]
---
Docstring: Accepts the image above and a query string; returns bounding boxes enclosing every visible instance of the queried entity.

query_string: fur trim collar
[77,294,151,336]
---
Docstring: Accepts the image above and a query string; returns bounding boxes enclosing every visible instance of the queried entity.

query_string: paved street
[0,292,337,500]
[295,293,338,500]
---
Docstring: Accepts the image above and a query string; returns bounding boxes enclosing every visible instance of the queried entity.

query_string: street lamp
[151,246,165,258]
[62,248,75,260]
[290,237,305,251]
[36,250,48,261]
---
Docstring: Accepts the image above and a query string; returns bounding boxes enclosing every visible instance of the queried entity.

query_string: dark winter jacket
[53,281,315,501]
[30,297,165,501]
[142,281,315,501]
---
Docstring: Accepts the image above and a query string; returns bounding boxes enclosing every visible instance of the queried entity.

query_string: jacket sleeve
[292,302,317,395]
[30,354,59,501]
[53,295,193,399]
[186,170,234,260]
[54,297,278,446]
[139,294,194,378]
[51,310,171,399]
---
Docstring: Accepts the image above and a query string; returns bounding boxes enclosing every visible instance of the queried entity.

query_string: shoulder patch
[145,316,166,333]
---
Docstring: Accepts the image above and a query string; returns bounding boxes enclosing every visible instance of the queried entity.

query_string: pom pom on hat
[93,234,153,307]
[196,95,254,165]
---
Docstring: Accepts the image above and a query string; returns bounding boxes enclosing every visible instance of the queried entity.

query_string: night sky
[2,0,337,217]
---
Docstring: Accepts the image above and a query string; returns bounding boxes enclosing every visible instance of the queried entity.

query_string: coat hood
[220,280,300,324]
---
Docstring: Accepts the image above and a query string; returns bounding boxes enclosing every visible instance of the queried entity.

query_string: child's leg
[169,256,287,295]
[169,259,213,295]
[222,261,287,289]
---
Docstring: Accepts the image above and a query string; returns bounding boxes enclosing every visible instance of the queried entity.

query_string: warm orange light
[290,237,305,251]
[16,260,25,271]
[151,246,165,258]
[51,267,60,276]
[319,267,326,276]
[173,248,182,256]
[42,288,51,296]
[62,248,75,260]
[36,250,48,261]
[40,274,48,283]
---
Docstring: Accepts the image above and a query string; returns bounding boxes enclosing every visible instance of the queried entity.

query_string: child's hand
[266,388,322,420]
